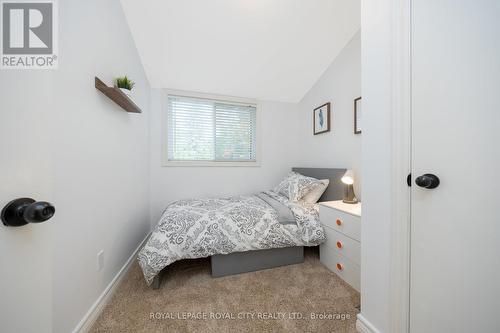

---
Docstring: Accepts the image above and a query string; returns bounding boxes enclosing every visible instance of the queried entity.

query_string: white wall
[296,32,362,197]
[358,0,396,332]
[51,1,151,332]
[149,89,298,223]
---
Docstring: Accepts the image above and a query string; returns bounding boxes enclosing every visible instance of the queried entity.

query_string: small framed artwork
[313,102,331,135]
[354,97,362,134]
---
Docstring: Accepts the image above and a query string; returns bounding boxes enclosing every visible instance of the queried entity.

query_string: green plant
[115,76,135,90]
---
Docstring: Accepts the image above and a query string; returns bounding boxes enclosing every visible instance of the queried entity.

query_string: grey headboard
[292,167,346,202]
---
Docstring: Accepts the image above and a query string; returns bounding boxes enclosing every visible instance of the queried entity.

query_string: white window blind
[167,95,257,162]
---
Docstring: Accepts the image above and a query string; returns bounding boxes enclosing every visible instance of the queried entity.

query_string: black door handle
[415,174,440,189]
[1,198,55,227]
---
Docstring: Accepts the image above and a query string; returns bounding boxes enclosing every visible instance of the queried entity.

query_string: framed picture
[354,97,362,134]
[313,102,331,135]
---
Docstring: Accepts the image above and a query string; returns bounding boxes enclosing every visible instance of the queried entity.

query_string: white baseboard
[356,314,382,333]
[72,232,151,333]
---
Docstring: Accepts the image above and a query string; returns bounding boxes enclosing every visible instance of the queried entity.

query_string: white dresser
[319,200,361,292]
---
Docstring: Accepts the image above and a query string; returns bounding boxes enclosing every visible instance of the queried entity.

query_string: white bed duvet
[137,190,325,285]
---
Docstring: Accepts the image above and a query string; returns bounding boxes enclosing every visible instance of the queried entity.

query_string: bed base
[152,273,162,289]
[151,246,304,289]
[211,246,304,277]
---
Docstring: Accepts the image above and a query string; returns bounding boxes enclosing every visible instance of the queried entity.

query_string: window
[166,95,258,164]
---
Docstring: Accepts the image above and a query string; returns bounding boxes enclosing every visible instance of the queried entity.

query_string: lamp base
[343,184,358,204]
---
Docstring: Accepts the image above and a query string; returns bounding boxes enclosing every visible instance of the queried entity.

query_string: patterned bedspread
[137,191,325,285]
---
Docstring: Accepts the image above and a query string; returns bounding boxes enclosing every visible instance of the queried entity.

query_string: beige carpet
[91,248,360,333]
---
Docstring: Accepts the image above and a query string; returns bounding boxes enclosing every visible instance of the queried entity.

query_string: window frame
[161,89,261,167]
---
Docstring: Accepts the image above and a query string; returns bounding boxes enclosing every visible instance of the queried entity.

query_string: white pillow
[301,179,329,203]
[273,172,324,202]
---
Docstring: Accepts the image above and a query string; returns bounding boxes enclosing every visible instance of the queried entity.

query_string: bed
[138,167,346,288]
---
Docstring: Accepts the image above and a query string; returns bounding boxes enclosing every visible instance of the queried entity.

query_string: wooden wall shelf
[95,77,141,113]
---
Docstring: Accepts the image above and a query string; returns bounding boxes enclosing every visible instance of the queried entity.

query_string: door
[410,1,500,332]
[0,72,55,332]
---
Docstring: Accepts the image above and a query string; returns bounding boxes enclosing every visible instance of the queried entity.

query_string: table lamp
[341,169,358,204]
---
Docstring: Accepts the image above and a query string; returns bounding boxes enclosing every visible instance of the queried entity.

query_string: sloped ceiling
[120,0,360,103]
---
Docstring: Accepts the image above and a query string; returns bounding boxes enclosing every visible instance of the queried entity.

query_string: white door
[0,72,55,333]
[410,1,500,332]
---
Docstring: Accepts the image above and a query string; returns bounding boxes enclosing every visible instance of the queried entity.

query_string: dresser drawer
[319,205,360,241]
[323,226,360,266]
[320,244,360,292]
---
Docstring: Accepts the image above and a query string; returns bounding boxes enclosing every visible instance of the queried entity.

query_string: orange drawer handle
[336,241,343,249]
[336,263,343,271]
[336,219,342,226]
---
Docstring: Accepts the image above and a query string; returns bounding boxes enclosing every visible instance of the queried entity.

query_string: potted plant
[115,76,135,98]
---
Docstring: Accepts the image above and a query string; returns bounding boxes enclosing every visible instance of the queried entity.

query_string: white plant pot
[119,88,132,98]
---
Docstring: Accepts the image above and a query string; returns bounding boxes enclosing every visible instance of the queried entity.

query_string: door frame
[388,0,412,332]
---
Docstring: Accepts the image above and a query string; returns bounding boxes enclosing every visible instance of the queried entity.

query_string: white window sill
[162,160,261,167]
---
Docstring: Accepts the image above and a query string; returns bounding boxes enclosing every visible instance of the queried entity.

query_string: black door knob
[23,201,55,223]
[415,174,440,189]
[1,198,55,227]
